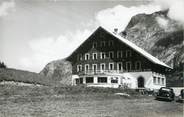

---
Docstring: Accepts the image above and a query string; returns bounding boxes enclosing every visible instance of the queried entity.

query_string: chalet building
[67,26,172,89]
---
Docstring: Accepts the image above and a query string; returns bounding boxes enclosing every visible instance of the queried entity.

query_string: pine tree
[0,61,7,68]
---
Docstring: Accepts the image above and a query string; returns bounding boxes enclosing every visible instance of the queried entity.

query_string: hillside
[0,68,54,86]
[40,59,72,85]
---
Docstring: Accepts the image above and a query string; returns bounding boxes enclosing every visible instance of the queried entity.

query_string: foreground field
[0,85,183,117]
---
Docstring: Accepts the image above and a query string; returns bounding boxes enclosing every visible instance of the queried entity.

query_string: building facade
[67,26,171,90]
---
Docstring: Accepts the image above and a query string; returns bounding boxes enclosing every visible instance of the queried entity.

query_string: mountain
[121,10,184,86]
[121,10,184,66]
[39,59,72,85]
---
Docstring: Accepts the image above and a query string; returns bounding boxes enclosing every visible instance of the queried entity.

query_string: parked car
[176,89,184,103]
[155,87,175,101]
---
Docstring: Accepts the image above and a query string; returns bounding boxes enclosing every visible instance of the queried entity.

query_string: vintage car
[155,87,175,101]
[177,89,184,103]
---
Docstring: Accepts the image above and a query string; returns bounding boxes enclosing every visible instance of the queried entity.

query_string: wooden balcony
[78,69,151,75]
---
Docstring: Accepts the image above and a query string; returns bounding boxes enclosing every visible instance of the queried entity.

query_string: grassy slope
[0,68,57,86]
[0,85,183,117]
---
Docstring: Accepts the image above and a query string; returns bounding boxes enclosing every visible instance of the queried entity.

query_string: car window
[161,88,171,91]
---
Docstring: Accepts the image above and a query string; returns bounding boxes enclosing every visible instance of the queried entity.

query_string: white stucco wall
[122,72,165,90]
[72,72,166,90]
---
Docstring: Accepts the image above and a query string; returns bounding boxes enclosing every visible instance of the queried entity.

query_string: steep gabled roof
[99,26,171,69]
[67,26,171,69]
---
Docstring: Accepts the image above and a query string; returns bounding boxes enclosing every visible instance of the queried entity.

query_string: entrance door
[137,77,144,88]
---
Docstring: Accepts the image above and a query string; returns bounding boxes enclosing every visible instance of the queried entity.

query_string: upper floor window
[126,50,132,57]
[92,53,97,60]
[108,40,114,46]
[92,64,97,72]
[77,65,82,72]
[117,51,123,58]
[117,62,123,71]
[92,42,97,48]
[109,63,114,70]
[135,61,141,70]
[78,54,83,61]
[126,61,132,71]
[85,64,90,72]
[109,51,114,59]
[100,41,106,47]
[100,63,106,71]
[100,52,106,59]
[85,53,90,60]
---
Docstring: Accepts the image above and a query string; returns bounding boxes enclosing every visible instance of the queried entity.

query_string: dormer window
[92,42,97,48]
[85,53,90,60]
[100,41,106,47]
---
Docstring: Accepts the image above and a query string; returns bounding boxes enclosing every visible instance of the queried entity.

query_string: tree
[0,61,7,68]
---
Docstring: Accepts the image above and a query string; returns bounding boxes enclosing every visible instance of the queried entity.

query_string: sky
[0,0,183,73]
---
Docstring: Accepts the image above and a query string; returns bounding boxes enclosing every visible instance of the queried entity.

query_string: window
[111,77,118,83]
[100,41,106,47]
[135,61,141,70]
[100,63,106,71]
[100,52,106,59]
[153,77,156,84]
[117,51,123,58]
[158,77,161,84]
[117,62,123,71]
[92,42,97,48]
[109,63,114,70]
[78,54,83,61]
[126,62,132,71]
[79,78,83,84]
[85,53,90,60]
[85,64,89,72]
[162,78,164,85]
[92,64,97,72]
[77,65,82,72]
[98,77,107,83]
[126,50,132,57]
[86,77,93,83]
[92,53,97,60]
[108,40,114,46]
[109,51,114,59]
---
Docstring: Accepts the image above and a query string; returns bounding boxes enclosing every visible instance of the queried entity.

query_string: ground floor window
[161,78,164,85]
[153,77,156,84]
[86,77,94,83]
[98,77,107,83]
[75,78,83,84]
[111,77,118,83]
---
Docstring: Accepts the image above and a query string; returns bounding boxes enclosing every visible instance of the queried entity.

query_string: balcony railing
[78,69,151,75]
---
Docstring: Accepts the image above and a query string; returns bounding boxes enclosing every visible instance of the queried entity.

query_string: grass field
[0,85,183,117]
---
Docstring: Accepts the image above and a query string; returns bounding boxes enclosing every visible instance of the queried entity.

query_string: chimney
[113,28,118,34]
